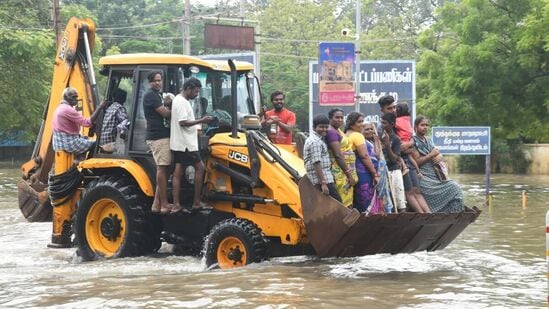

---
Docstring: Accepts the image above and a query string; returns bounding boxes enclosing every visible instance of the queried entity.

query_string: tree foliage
[0,0,54,140]
[0,0,546,152]
[417,0,548,143]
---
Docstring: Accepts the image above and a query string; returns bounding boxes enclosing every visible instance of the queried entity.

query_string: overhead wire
[95,12,233,31]
[100,34,182,40]
[262,52,317,60]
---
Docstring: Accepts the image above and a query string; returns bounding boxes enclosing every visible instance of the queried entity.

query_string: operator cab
[96,54,259,158]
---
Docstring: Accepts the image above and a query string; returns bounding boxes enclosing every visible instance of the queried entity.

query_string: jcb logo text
[228,150,248,163]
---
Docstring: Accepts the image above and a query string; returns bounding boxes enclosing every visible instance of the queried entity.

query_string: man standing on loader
[170,77,214,212]
[144,72,172,214]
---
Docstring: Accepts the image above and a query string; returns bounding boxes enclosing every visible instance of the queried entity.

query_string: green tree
[417,0,548,142]
[0,0,54,141]
[416,0,548,172]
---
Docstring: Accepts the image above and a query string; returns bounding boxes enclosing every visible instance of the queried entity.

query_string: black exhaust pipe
[228,59,238,139]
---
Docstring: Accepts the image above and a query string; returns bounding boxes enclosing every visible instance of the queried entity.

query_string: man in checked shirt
[303,114,342,203]
[99,88,129,153]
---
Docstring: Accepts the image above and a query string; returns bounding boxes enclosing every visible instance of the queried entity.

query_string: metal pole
[354,0,361,112]
[485,154,491,206]
[546,210,549,303]
[255,23,261,109]
[255,23,261,81]
[183,0,191,55]
[240,0,246,19]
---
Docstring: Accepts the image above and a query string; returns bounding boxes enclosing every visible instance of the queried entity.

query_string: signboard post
[432,126,491,205]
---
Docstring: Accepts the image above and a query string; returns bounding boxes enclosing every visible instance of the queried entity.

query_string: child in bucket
[395,103,431,213]
[303,114,342,202]
[395,102,420,173]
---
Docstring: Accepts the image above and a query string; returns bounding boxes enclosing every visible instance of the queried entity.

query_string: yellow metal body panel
[231,208,305,245]
[206,132,307,232]
[78,158,154,197]
[99,53,253,71]
[208,132,304,216]
[51,151,78,245]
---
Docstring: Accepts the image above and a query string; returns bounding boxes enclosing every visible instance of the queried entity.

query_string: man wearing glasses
[52,87,107,156]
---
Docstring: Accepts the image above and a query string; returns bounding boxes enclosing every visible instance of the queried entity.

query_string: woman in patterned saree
[345,112,380,213]
[411,116,464,213]
[326,108,358,207]
[363,122,393,214]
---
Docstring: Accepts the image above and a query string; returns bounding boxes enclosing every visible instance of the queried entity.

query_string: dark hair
[183,77,202,90]
[377,95,395,108]
[147,71,162,82]
[396,102,409,117]
[414,115,429,128]
[344,111,364,132]
[381,112,396,126]
[328,108,344,119]
[112,88,127,103]
[270,90,284,102]
[312,114,329,128]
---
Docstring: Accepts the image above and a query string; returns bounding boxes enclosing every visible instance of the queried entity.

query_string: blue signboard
[431,126,491,155]
[309,60,415,131]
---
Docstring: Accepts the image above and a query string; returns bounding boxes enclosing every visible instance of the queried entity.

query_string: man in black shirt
[381,112,407,212]
[144,71,172,214]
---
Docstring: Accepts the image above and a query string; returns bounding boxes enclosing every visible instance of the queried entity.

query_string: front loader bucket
[17,179,52,222]
[298,177,481,258]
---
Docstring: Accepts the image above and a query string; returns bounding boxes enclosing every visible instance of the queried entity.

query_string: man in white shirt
[170,78,214,213]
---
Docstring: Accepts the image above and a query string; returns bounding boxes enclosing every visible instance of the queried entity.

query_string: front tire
[75,175,160,261]
[204,218,267,269]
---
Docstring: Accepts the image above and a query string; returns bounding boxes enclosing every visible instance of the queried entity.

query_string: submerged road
[0,168,546,308]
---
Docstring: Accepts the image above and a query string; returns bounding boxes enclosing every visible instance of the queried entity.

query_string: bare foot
[159,203,173,214]
[151,203,161,213]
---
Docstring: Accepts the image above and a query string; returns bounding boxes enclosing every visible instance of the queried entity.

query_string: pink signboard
[318,42,355,106]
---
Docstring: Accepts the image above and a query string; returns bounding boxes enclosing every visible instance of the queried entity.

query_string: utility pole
[240,0,246,18]
[354,0,361,112]
[183,0,191,55]
[53,0,61,47]
[237,0,260,84]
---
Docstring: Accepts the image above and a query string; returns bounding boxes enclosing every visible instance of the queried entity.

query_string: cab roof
[99,53,253,71]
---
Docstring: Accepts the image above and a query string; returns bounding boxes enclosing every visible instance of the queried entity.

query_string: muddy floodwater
[0,167,547,308]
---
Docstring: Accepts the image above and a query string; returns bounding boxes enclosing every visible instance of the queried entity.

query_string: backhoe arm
[18,17,97,222]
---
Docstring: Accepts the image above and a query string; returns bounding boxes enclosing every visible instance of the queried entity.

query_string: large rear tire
[74,175,161,261]
[204,218,267,269]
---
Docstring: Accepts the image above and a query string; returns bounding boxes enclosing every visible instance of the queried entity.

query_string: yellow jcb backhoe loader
[18,18,481,269]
